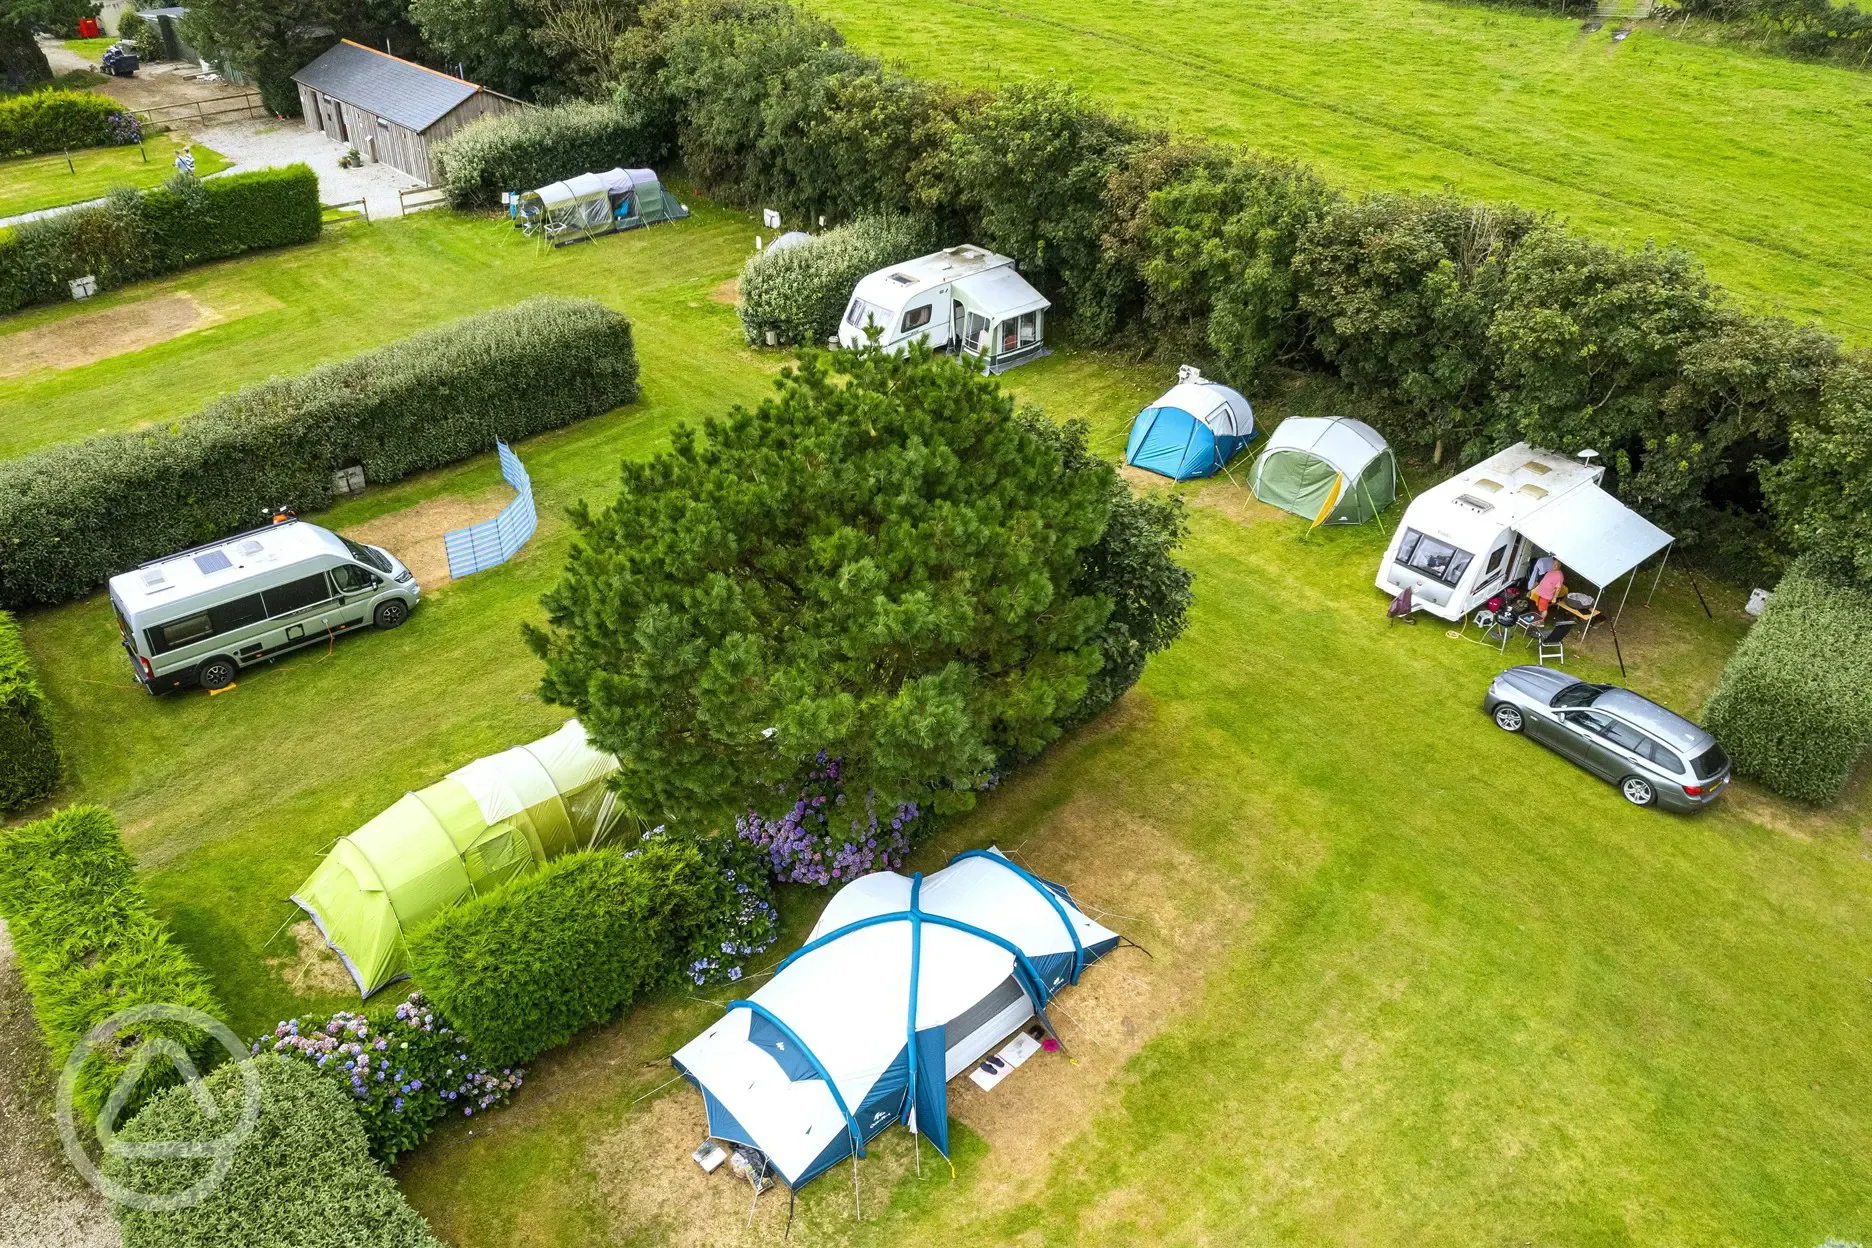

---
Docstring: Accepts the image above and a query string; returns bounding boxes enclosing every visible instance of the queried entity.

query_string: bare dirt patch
[710,278,740,305]
[265,920,357,998]
[342,485,514,595]
[0,921,120,1248]
[0,295,213,379]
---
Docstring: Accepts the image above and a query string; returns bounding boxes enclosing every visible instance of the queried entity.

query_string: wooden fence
[133,92,268,129]
[397,185,448,215]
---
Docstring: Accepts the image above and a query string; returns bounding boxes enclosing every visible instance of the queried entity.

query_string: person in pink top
[1533,565,1565,614]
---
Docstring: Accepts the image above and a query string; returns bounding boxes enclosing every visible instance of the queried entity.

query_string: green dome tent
[291,720,626,997]
[1249,416,1398,527]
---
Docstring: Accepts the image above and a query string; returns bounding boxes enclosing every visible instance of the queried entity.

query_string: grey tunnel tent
[1249,416,1398,526]
[515,168,689,246]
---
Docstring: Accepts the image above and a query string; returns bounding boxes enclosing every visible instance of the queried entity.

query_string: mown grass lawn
[0,135,228,219]
[810,0,1872,341]
[5,211,1871,1244]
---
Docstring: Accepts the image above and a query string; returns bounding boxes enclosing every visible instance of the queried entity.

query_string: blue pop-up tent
[1124,373,1255,481]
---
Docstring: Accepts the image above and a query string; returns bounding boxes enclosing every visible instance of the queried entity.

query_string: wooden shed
[292,41,523,185]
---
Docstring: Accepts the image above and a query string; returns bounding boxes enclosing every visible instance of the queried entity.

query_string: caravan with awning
[838,245,1051,373]
[1376,443,1672,625]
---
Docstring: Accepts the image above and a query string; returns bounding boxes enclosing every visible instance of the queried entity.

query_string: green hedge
[433,100,663,210]
[108,1055,444,1248]
[1704,562,1872,803]
[0,806,223,1133]
[0,89,127,157]
[0,611,59,811]
[0,296,639,607]
[0,165,321,316]
[408,840,704,1069]
[736,214,939,347]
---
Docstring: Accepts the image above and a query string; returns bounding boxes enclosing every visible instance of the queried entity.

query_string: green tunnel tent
[291,720,626,997]
[1249,416,1398,527]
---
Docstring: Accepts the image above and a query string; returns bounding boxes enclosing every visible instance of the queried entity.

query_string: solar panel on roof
[194,550,233,574]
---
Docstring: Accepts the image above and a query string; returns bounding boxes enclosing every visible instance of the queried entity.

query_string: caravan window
[900,304,932,332]
[1395,528,1473,587]
[149,612,214,655]
[263,573,333,617]
[844,299,867,328]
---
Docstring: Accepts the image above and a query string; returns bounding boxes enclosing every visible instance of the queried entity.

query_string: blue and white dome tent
[1124,366,1255,481]
[670,848,1120,1199]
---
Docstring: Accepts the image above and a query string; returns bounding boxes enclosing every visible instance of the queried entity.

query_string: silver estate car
[1483,666,1731,811]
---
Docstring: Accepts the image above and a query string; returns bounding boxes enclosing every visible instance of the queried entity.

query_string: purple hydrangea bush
[737,754,925,887]
[659,829,783,987]
[106,111,141,145]
[253,992,520,1163]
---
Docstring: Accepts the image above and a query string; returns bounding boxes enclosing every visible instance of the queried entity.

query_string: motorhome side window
[263,573,332,617]
[146,593,266,655]
[901,304,932,332]
[1395,528,1473,586]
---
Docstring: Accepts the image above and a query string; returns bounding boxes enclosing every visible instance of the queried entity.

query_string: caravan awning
[956,266,1049,319]
[1515,485,1672,587]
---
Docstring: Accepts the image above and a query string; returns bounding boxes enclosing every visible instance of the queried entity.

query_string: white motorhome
[1376,443,1672,623]
[837,245,1051,373]
[109,520,420,694]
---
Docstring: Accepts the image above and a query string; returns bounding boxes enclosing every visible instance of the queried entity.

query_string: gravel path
[0,922,119,1248]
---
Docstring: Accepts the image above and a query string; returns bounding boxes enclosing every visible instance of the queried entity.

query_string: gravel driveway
[188,118,425,220]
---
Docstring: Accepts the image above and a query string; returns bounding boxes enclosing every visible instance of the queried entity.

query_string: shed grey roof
[292,40,479,133]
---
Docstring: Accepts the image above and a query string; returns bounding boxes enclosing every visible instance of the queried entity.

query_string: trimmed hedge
[0,611,59,811]
[108,1055,444,1248]
[0,165,321,316]
[433,100,663,210]
[0,296,639,607]
[0,89,129,157]
[0,806,223,1132]
[408,840,704,1068]
[736,214,939,347]
[1704,562,1872,803]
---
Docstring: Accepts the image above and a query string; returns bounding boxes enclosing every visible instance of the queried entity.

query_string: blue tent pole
[905,874,924,1173]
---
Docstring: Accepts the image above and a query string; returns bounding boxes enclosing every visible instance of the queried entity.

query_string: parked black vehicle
[1483,667,1731,811]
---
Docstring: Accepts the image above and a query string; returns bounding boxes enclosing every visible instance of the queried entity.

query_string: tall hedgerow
[1704,562,1872,803]
[0,610,59,811]
[107,1056,444,1248]
[0,806,224,1133]
[0,296,639,607]
[736,214,939,347]
[433,100,664,210]
[0,165,320,316]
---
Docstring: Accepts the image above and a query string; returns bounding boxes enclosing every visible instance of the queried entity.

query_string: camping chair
[1474,609,1513,652]
[1387,585,1417,625]
[1527,618,1575,666]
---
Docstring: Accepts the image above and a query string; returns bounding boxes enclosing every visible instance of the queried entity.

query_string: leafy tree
[1762,354,1872,585]
[1293,192,1540,463]
[410,0,553,98]
[1134,150,1336,389]
[528,345,1184,832]
[941,81,1149,339]
[1,0,97,90]
[181,0,422,116]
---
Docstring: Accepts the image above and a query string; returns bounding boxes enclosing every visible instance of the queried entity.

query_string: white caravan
[1376,443,1672,623]
[838,245,1050,373]
[110,520,420,694]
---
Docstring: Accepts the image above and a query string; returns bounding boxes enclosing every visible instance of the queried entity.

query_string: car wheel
[1620,776,1657,807]
[374,600,410,630]
[1492,703,1525,733]
[197,657,237,691]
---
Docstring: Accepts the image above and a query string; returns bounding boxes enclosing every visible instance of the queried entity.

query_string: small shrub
[735,213,939,347]
[0,164,320,317]
[0,89,125,157]
[0,611,59,811]
[409,835,774,1067]
[0,806,223,1131]
[0,296,638,607]
[433,100,664,210]
[1704,561,1872,803]
[672,832,782,985]
[107,1055,444,1248]
[253,992,520,1164]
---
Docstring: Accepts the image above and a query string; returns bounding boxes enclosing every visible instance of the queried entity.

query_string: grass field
[810,0,1872,342]
[0,135,228,219]
[3,209,1870,1244]
[60,36,118,62]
